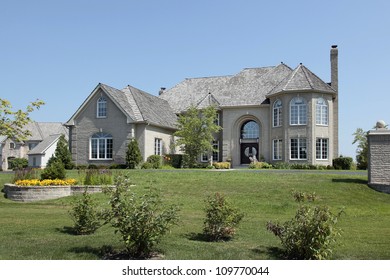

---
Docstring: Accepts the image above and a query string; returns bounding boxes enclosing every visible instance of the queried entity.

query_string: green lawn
[1,169,389,260]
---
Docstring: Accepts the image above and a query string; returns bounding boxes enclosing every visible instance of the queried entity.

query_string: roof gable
[28,134,61,155]
[267,64,336,96]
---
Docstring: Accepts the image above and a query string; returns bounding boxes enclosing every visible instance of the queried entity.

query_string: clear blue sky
[1,0,389,158]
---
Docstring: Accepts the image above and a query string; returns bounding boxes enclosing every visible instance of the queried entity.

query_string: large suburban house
[65,46,338,167]
[0,122,68,170]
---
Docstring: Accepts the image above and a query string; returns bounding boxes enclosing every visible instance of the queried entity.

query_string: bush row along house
[0,122,67,170]
[64,45,339,167]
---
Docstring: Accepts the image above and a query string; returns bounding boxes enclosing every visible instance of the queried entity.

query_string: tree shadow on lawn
[68,245,122,260]
[332,178,368,184]
[185,232,210,242]
[251,246,286,260]
[56,226,78,235]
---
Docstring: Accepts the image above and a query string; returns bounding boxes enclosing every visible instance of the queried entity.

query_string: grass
[1,169,389,260]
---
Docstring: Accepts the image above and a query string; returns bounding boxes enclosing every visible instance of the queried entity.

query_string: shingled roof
[28,134,61,155]
[267,64,336,96]
[66,83,177,130]
[160,63,293,113]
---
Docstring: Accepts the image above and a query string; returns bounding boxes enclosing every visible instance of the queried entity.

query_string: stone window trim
[273,99,282,127]
[89,132,113,160]
[289,97,307,126]
[97,96,107,118]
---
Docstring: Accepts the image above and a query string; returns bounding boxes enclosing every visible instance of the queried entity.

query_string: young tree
[53,134,74,169]
[174,106,221,167]
[0,99,45,141]
[126,139,142,169]
[352,128,368,170]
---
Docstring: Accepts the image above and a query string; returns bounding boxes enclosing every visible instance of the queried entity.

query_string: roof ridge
[300,64,314,89]
[35,121,44,140]
[124,86,145,122]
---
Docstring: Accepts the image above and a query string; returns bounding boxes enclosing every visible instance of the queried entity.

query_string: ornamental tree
[352,128,368,170]
[0,98,45,141]
[53,134,74,169]
[174,105,221,167]
[126,139,142,169]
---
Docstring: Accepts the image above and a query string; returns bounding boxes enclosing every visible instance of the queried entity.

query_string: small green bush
[126,139,142,169]
[203,192,244,241]
[8,158,28,170]
[103,175,180,258]
[249,162,272,169]
[291,189,318,202]
[164,154,183,168]
[146,155,162,169]
[41,160,66,180]
[69,189,101,235]
[212,162,231,169]
[273,162,291,169]
[333,157,353,170]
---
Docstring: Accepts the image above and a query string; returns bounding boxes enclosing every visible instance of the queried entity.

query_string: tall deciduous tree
[352,128,368,170]
[174,105,221,167]
[0,98,45,141]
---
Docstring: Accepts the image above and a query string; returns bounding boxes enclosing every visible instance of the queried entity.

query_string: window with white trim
[212,140,219,162]
[90,132,113,160]
[273,139,282,160]
[290,138,307,160]
[97,97,107,118]
[154,138,162,155]
[273,100,282,127]
[214,113,220,126]
[316,138,328,160]
[316,98,328,125]
[290,97,307,125]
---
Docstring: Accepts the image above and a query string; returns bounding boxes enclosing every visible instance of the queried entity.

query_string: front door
[240,143,258,164]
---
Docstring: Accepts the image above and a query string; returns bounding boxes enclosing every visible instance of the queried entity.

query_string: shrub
[249,162,272,169]
[203,192,244,241]
[140,162,153,169]
[126,139,142,169]
[87,164,98,169]
[333,156,353,170]
[8,158,28,170]
[69,189,101,235]
[103,175,180,258]
[53,134,74,169]
[41,160,66,180]
[109,164,127,169]
[164,154,183,168]
[273,162,291,169]
[146,155,162,169]
[291,189,318,202]
[212,162,231,169]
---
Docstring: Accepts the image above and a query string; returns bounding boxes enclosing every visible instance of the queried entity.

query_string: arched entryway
[240,120,260,164]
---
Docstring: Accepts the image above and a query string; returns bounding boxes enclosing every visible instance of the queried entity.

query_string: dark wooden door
[240,143,258,164]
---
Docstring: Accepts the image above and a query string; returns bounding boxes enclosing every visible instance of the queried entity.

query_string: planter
[3,184,112,202]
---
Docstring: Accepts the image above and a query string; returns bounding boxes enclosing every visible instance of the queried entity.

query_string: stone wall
[368,125,390,193]
[3,184,111,202]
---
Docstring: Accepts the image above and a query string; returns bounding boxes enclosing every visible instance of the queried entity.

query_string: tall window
[241,121,260,139]
[154,138,162,155]
[290,138,307,160]
[273,100,282,127]
[273,139,282,160]
[316,98,328,125]
[97,97,107,118]
[90,132,113,160]
[290,97,307,125]
[316,138,328,160]
[212,140,219,162]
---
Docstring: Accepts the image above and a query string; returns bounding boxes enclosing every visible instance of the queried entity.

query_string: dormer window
[97,97,107,118]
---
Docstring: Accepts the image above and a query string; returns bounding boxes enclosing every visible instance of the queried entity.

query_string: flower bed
[14,179,77,186]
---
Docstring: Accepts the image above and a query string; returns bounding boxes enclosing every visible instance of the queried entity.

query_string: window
[273,100,282,127]
[90,132,113,160]
[290,138,307,160]
[212,140,219,162]
[316,98,328,125]
[316,138,328,160]
[241,121,260,139]
[9,142,15,149]
[290,97,307,125]
[97,97,107,118]
[214,113,220,126]
[273,139,282,160]
[154,138,162,155]
[28,143,38,150]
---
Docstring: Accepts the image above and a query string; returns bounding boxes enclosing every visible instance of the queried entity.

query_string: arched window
[273,99,282,127]
[316,98,328,125]
[97,97,107,118]
[241,121,259,139]
[290,97,307,125]
[90,132,113,159]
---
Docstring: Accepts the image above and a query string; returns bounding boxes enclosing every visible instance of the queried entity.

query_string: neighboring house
[66,46,338,167]
[0,122,67,170]
[27,134,63,168]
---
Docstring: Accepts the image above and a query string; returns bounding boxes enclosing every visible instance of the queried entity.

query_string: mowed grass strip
[1,169,389,260]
